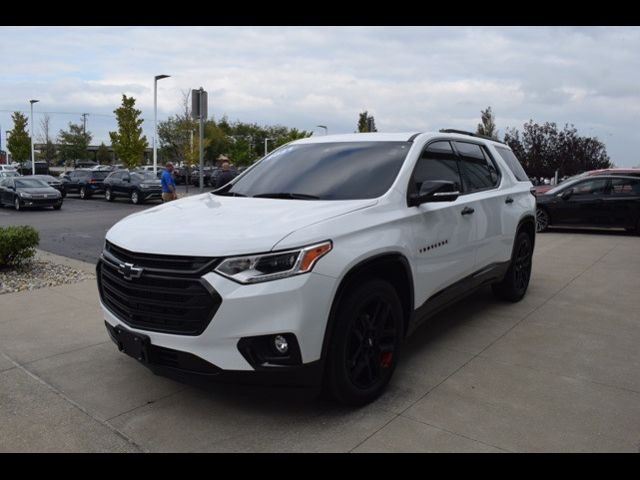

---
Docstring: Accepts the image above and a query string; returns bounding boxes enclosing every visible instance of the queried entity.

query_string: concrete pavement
[1,231,639,452]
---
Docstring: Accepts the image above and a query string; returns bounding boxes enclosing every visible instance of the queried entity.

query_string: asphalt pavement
[0,185,211,264]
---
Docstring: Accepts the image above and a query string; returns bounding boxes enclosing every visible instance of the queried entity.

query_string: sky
[1,26,639,167]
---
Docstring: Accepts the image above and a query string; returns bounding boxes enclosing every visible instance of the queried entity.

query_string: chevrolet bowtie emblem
[118,262,143,280]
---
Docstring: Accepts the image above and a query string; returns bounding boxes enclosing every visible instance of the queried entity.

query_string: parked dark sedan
[536,175,640,233]
[104,170,163,204]
[0,176,63,210]
[31,174,66,198]
[59,169,109,199]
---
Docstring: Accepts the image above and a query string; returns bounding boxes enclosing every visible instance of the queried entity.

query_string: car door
[453,141,508,270]
[605,177,640,228]
[0,178,9,204]
[553,178,610,226]
[407,141,478,309]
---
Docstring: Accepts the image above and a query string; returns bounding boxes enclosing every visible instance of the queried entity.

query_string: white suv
[98,130,536,405]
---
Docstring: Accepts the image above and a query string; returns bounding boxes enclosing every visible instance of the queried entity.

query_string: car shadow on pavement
[544,227,635,236]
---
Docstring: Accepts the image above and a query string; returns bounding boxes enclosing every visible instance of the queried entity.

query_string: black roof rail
[439,129,507,145]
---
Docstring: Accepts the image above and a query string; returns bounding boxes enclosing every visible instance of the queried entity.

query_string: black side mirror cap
[409,180,460,206]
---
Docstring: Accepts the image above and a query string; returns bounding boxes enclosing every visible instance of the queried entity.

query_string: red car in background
[534,168,640,195]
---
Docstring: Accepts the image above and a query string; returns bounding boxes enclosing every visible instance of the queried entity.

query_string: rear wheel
[536,207,549,232]
[326,279,403,406]
[105,188,114,202]
[492,231,533,302]
[80,186,89,199]
[130,190,140,204]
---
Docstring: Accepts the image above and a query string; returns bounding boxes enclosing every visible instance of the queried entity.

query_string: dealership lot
[0,186,210,263]
[1,230,639,452]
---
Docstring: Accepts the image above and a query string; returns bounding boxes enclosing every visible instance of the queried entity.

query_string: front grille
[98,243,221,335]
[105,240,217,274]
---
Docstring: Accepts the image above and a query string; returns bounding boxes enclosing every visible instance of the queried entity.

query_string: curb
[35,249,97,275]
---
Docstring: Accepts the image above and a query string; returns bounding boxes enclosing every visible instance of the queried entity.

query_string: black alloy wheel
[326,279,403,406]
[492,231,533,302]
[536,207,549,232]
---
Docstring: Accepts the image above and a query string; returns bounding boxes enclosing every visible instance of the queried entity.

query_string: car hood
[106,193,377,256]
[18,187,59,195]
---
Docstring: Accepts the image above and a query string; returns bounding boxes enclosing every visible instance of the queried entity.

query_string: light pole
[316,125,328,135]
[264,138,273,156]
[29,99,39,175]
[153,74,170,175]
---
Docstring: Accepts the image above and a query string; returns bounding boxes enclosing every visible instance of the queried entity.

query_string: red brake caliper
[381,352,393,368]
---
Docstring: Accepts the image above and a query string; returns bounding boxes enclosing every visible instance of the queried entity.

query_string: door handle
[505,196,514,204]
[461,206,475,216]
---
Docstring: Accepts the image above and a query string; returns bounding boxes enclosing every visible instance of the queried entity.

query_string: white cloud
[1,26,640,166]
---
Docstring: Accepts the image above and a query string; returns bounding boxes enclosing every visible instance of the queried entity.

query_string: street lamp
[316,125,328,135]
[153,74,171,175]
[29,99,39,175]
[264,138,273,156]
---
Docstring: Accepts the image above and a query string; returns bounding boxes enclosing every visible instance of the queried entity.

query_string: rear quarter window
[495,146,529,182]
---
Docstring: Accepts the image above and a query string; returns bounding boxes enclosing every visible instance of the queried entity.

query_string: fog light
[274,335,288,354]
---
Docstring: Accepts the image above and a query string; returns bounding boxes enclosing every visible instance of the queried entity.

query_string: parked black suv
[59,170,109,199]
[104,170,163,204]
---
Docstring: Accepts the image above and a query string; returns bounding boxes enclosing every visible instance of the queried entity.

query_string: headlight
[19,192,32,198]
[214,241,332,284]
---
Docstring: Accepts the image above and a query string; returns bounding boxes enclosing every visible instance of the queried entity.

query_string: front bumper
[99,265,337,387]
[18,197,63,208]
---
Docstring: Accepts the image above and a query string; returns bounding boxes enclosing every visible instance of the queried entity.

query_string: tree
[357,111,377,132]
[96,142,111,164]
[158,90,197,167]
[6,112,31,167]
[38,113,57,165]
[476,106,498,139]
[109,94,148,169]
[57,121,92,167]
[503,121,612,178]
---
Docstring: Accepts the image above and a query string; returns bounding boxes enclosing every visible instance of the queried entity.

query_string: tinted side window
[411,141,461,194]
[455,142,500,192]
[572,178,608,196]
[609,178,640,195]
[495,146,529,182]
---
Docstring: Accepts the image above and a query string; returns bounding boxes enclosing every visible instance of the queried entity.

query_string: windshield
[221,141,411,200]
[132,172,157,181]
[16,178,50,188]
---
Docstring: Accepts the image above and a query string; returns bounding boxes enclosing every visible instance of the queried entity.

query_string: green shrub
[0,226,40,268]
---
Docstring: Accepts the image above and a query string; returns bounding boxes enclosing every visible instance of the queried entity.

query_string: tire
[53,203,62,210]
[130,190,140,205]
[536,207,549,233]
[14,196,21,211]
[80,186,89,199]
[105,188,114,202]
[492,231,533,302]
[326,279,404,406]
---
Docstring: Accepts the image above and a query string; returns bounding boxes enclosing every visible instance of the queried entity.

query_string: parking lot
[0,185,211,263]
[1,229,639,452]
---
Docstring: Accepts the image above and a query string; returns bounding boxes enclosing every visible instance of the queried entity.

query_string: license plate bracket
[113,326,150,363]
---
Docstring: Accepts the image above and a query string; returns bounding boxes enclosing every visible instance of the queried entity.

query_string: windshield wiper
[214,191,247,197]
[252,192,320,200]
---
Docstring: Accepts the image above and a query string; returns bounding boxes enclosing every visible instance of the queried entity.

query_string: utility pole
[81,113,88,135]
[191,87,208,193]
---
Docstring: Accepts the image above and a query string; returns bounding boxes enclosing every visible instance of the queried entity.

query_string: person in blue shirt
[160,162,177,202]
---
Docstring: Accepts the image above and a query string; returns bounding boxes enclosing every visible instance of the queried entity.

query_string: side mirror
[560,188,573,200]
[409,180,460,207]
